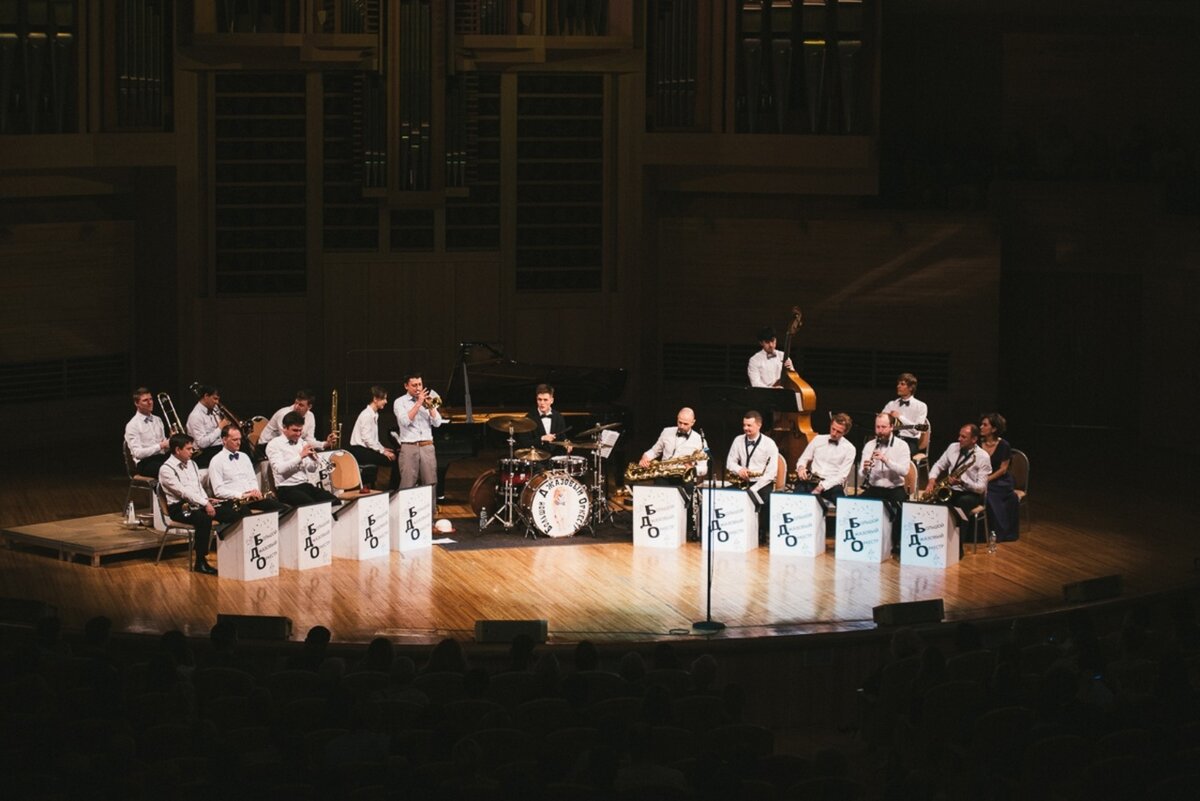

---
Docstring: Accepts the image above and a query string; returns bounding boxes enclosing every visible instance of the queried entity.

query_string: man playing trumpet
[394,372,443,490]
[267,411,340,509]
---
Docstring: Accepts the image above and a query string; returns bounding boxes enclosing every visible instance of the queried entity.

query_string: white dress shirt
[266,435,321,488]
[796,434,858,490]
[394,393,444,442]
[186,401,222,449]
[929,442,990,495]
[157,455,208,506]
[206,448,258,499]
[859,435,913,489]
[725,433,779,493]
[882,396,929,440]
[350,405,386,453]
[747,349,784,388]
[124,412,166,463]
[259,405,321,448]
[643,427,709,478]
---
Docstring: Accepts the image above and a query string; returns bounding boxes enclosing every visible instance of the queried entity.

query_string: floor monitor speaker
[474,619,548,644]
[873,598,945,626]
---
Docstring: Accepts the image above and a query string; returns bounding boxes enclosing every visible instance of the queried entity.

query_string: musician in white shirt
[124,387,169,477]
[348,385,398,491]
[881,373,929,456]
[925,423,991,548]
[394,372,443,489]
[639,407,709,479]
[158,433,235,575]
[207,425,290,516]
[266,412,339,509]
[795,413,857,501]
[186,384,227,468]
[747,327,794,388]
[258,390,338,454]
[859,413,913,553]
[726,410,780,543]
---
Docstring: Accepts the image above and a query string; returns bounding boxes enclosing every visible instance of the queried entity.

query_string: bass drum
[469,469,499,519]
[519,470,591,537]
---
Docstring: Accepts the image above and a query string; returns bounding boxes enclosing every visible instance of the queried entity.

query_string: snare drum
[519,471,591,537]
[550,454,588,477]
[499,458,533,487]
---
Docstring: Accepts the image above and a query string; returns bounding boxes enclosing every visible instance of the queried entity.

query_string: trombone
[156,392,184,436]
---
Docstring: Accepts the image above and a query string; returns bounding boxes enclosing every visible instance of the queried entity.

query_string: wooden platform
[1,513,168,567]
[1,448,1194,646]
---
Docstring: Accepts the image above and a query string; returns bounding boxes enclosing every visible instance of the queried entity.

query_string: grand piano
[381,342,630,496]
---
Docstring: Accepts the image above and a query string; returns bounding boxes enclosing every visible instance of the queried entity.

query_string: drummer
[517,384,572,457]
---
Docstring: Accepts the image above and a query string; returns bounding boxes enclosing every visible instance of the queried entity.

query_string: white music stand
[390,485,435,553]
[700,487,758,553]
[332,492,390,561]
[216,511,279,581]
[834,497,891,563]
[900,501,960,568]
[278,503,333,570]
[631,485,687,549]
[768,492,826,557]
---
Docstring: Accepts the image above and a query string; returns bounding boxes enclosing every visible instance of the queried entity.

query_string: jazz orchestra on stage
[123,312,1022,574]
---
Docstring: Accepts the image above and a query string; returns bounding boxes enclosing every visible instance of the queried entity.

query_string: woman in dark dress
[979,412,1019,542]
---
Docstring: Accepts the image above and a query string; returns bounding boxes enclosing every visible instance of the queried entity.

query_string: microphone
[697,427,709,452]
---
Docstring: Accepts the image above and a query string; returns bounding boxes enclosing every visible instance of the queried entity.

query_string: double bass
[772,307,818,478]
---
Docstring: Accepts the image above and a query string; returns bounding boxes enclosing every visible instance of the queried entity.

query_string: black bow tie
[899,399,910,407]
[228,453,239,461]
[765,353,777,359]
[676,430,688,438]
[827,438,839,446]
[540,414,552,419]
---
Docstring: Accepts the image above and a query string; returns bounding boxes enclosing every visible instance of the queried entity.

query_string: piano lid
[441,342,627,411]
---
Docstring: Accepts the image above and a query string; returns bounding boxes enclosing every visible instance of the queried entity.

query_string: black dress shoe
[194,561,218,575]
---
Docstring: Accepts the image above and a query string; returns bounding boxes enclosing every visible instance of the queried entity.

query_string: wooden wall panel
[0,222,134,363]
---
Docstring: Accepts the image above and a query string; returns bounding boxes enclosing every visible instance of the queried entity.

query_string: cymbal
[574,421,623,438]
[514,447,550,461]
[487,415,536,434]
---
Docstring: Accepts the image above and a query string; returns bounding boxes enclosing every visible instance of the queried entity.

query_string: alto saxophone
[919,452,976,503]
[625,450,708,483]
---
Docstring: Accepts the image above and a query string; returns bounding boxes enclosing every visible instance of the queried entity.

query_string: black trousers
[276,483,339,509]
[135,454,167,478]
[348,445,397,490]
[862,486,908,550]
[948,491,985,551]
[168,502,240,566]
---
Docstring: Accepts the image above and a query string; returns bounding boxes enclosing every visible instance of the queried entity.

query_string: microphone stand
[693,429,725,633]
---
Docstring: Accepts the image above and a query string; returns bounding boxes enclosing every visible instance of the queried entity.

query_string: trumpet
[184,490,276,516]
[157,392,184,436]
[422,391,443,411]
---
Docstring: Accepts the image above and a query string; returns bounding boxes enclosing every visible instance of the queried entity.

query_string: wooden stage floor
[1,451,1195,645]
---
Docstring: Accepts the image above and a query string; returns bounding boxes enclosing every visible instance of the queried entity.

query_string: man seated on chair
[859,413,913,554]
[267,411,341,509]
[207,424,291,517]
[125,386,169,478]
[795,412,857,505]
[349,385,398,492]
[924,423,991,550]
[158,433,237,575]
[725,410,779,544]
[185,384,229,468]
[882,372,929,457]
[516,383,572,455]
[257,390,338,458]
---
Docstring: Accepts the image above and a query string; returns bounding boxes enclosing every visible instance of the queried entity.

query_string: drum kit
[469,415,622,538]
